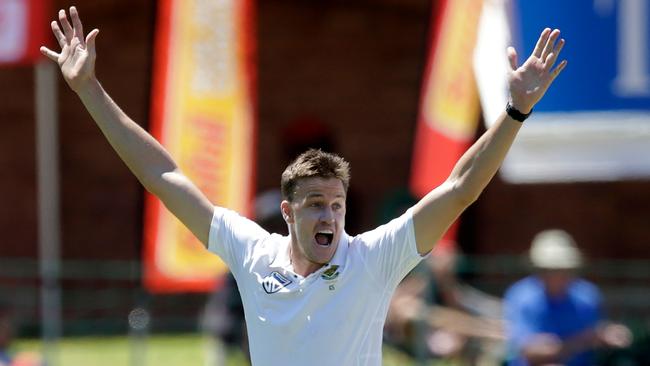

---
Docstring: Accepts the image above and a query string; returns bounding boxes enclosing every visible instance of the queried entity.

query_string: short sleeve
[504,283,540,352]
[575,279,603,326]
[354,208,424,286]
[208,206,269,274]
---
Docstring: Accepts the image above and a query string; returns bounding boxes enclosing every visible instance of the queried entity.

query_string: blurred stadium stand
[1,255,648,336]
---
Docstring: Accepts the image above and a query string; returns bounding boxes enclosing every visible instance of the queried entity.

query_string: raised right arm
[40,7,213,246]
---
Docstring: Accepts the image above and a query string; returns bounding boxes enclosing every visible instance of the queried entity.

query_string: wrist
[506,102,532,122]
[74,77,101,99]
[508,98,533,115]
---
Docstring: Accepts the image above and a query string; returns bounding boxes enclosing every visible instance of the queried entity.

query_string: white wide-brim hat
[529,229,582,269]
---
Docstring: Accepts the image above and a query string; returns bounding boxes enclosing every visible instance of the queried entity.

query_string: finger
[69,6,85,45]
[549,60,567,82]
[40,46,60,62]
[50,21,67,47]
[507,46,518,71]
[544,38,564,71]
[541,29,560,60]
[532,28,551,58]
[58,9,73,41]
[85,29,100,52]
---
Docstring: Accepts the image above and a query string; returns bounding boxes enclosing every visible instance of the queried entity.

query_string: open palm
[507,28,567,114]
[40,7,99,92]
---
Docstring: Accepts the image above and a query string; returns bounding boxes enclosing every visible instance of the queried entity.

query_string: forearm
[76,78,178,193]
[522,330,597,365]
[411,28,565,254]
[447,111,522,205]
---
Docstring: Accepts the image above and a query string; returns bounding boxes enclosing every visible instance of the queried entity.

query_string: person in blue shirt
[504,230,631,366]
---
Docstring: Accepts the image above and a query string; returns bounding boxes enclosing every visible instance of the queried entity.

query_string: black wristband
[506,102,532,122]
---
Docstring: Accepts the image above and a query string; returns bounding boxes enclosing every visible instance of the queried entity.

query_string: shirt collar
[327,232,349,268]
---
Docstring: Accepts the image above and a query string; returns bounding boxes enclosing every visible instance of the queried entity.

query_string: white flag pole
[35,59,61,366]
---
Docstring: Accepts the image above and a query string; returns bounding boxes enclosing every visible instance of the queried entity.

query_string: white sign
[0,0,28,63]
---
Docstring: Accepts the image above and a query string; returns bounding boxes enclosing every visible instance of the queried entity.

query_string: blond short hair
[281,149,350,201]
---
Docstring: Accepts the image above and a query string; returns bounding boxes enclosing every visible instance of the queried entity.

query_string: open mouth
[315,230,334,247]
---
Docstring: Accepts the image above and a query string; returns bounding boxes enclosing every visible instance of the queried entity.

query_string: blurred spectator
[383,189,504,364]
[504,229,632,366]
[252,189,286,235]
[386,247,505,364]
[280,116,335,166]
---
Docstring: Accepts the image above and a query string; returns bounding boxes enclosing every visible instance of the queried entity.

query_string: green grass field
[13,334,422,366]
[14,335,233,366]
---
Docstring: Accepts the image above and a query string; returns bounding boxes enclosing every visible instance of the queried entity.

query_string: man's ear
[280,200,293,223]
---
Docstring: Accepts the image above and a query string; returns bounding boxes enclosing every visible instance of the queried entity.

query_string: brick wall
[257,0,431,231]
[474,179,650,259]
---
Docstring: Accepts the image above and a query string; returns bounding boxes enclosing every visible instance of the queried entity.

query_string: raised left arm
[412,28,567,255]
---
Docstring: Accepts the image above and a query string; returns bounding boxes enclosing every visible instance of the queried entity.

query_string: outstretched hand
[40,7,99,92]
[507,28,567,114]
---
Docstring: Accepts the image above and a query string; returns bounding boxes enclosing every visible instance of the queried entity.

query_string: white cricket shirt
[208,206,423,366]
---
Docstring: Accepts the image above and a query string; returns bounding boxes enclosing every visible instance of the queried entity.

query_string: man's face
[283,177,346,267]
[540,269,575,298]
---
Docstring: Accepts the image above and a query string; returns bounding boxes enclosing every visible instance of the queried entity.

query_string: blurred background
[1,0,649,365]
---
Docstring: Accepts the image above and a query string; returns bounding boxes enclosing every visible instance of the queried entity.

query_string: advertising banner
[144,0,256,292]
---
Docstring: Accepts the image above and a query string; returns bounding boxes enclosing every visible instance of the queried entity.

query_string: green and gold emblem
[321,265,340,280]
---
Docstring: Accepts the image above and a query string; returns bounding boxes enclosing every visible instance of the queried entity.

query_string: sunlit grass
[14,334,211,366]
[13,334,445,366]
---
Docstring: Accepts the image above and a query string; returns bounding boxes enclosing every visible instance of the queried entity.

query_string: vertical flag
[0,0,51,65]
[410,0,483,249]
[144,0,256,292]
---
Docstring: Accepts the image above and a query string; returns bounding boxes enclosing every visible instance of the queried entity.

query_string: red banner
[144,0,256,293]
[0,0,51,65]
[410,0,483,250]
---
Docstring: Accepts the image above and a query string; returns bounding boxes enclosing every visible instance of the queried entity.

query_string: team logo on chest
[320,265,340,280]
[321,265,341,291]
[262,271,292,294]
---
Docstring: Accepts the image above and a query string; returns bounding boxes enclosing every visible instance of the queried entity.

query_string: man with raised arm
[41,7,567,366]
